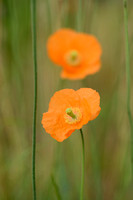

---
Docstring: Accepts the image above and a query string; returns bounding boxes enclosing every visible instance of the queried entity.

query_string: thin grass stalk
[89,0,99,33]
[31,0,37,199]
[114,145,130,200]
[45,0,52,33]
[80,129,85,200]
[90,125,103,200]
[82,76,103,199]
[77,0,82,31]
[123,0,133,176]
[51,174,62,200]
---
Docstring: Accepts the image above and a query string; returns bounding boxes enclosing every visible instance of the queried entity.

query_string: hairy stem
[31,0,37,199]
[80,129,85,200]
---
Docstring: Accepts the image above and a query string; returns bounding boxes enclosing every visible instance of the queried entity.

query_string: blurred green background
[0,0,133,199]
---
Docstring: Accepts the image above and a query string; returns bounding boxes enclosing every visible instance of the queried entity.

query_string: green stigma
[65,50,81,66]
[66,108,76,119]
[70,50,78,61]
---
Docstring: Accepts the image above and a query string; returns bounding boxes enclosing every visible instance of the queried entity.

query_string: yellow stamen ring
[64,107,82,124]
[65,50,81,66]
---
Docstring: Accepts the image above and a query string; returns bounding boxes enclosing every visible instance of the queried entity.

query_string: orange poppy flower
[41,88,101,142]
[47,29,102,80]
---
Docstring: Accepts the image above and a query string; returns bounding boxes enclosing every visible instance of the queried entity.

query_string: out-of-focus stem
[51,174,62,200]
[77,0,82,31]
[123,0,133,175]
[90,125,103,200]
[46,0,52,32]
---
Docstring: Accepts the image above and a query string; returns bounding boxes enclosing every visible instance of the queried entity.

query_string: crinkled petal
[41,111,74,142]
[77,88,101,120]
[48,89,80,111]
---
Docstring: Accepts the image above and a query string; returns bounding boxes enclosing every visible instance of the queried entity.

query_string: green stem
[80,129,85,200]
[123,0,133,176]
[31,0,37,199]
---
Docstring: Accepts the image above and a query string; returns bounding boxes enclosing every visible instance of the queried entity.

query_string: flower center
[65,50,81,66]
[64,107,82,124]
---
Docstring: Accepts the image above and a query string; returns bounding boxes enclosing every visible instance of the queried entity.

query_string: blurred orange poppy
[41,88,101,142]
[47,29,102,80]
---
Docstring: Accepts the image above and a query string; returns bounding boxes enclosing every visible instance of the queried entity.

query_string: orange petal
[42,89,92,142]
[48,89,80,111]
[77,88,101,120]
[51,129,75,142]
[47,29,76,66]
[41,111,74,142]
[48,89,91,128]
[84,60,101,75]
[71,33,102,63]
[61,60,101,80]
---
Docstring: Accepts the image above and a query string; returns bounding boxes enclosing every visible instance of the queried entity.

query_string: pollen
[65,50,81,66]
[64,107,82,124]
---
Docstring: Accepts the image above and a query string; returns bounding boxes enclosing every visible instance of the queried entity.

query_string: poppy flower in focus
[47,29,102,80]
[41,88,101,142]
